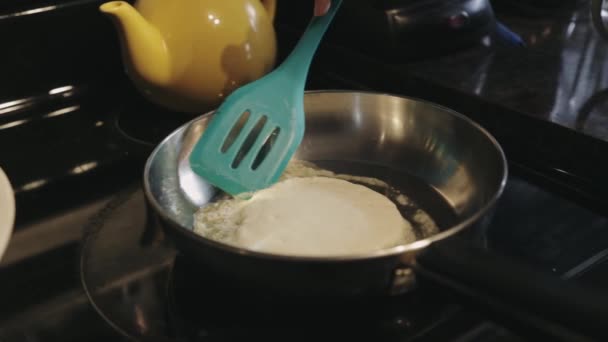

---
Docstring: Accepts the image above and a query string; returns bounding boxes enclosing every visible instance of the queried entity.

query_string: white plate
[0,167,15,261]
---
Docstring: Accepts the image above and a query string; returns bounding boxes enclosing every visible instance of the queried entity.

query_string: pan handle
[414,236,608,342]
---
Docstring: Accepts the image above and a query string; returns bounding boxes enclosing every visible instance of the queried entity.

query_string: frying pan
[143,91,608,341]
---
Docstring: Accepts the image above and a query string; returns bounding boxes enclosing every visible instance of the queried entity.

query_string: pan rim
[143,90,508,262]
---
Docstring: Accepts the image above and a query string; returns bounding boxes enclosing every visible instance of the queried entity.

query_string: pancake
[193,175,416,257]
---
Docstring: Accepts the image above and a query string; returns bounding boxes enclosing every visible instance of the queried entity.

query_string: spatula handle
[278,0,343,82]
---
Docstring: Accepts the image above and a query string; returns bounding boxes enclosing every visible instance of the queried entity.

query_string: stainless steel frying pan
[143,91,608,341]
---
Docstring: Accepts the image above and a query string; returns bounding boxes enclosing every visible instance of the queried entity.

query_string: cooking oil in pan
[193,159,458,255]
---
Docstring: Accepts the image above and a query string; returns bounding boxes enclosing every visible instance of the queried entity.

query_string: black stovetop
[1,1,608,341]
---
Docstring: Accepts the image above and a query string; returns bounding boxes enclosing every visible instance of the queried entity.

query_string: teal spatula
[189,0,343,195]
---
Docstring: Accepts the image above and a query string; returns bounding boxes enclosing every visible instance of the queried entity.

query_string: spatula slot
[221,110,251,153]
[231,115,268,169]
[252,127,280,170]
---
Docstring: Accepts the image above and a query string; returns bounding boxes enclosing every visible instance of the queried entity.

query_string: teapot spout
[100,1,172,87]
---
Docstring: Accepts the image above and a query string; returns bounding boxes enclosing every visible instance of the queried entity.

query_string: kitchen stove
[2,0,608,341]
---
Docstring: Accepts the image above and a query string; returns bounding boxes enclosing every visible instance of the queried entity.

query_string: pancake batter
[193,173,417,257]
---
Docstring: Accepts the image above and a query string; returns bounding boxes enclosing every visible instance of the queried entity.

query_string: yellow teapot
[100,0,277,113]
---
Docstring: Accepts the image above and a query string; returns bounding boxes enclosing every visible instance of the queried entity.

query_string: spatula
[189,0,343,195]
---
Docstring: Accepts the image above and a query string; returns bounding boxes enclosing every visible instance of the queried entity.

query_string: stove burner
[80,185,176,340]
[80,186,485,341]
[167,254,475,342]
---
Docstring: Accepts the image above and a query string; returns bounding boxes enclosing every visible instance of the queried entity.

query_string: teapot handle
[260,0,276,22]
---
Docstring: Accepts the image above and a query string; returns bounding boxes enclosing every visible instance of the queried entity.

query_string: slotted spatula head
[189,75,305,196]
[189,0,343,196]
